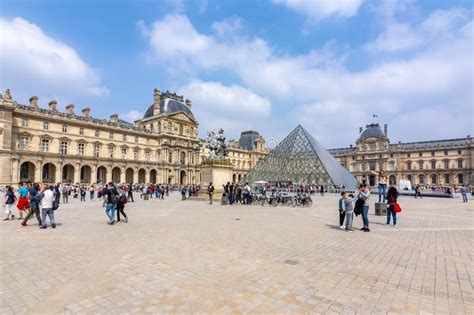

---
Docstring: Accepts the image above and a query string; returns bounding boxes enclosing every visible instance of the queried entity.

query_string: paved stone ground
[0,192,473,314]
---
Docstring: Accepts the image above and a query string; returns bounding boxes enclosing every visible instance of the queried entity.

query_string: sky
[0,0,473,149]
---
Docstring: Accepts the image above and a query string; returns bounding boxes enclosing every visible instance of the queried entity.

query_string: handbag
[393,203,402,213]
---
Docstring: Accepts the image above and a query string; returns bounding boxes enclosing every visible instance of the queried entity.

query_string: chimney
[359,127,363,134]
[384,124,388,137]
[82,107,91,118]
[29,96,38,108]
[110,114,118,123]
[185,99,192,107]
[48,100,58,112]
[153,88,161,115]
[66,104,75,115]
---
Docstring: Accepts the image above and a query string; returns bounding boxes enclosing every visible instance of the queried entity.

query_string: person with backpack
[356,184,371,232]
[21,182,42,227]
[116,189,128,223]
[3,186,16,220]
[386,185,399,226]
[208,182,215,204]
[39,185,57,229]
[103,182,119,225]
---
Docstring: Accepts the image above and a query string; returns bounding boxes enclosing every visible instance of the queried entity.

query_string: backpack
[52,199,59,210]
[109,191,117,204]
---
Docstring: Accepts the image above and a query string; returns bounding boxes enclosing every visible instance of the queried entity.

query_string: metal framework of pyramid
[242,125,358,190]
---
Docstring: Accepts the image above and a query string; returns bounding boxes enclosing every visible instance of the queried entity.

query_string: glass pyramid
[242,125,358,190]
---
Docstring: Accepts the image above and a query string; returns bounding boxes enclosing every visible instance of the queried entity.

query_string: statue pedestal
[200,159,233,196]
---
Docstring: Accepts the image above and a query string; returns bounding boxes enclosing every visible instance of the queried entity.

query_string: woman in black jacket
[386,186,399,226]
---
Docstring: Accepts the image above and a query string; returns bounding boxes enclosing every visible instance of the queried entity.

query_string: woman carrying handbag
[386,185,400,226]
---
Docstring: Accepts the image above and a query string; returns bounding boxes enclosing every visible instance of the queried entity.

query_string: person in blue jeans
[386,185,399,226]
[371,170,387,203]
[460,186,468,203]
[103,182,118,225]
[357,184,371,232]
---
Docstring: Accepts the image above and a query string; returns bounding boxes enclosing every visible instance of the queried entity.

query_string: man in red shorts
[16,182,30,220]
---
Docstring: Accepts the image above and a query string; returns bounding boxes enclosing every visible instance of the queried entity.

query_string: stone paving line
[0,193,473,314]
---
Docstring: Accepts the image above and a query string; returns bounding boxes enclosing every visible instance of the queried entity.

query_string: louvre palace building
[328,124,473,187]
[0,88,268,186]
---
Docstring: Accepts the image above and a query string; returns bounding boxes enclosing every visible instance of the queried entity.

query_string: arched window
[431,174,437,185]
[457,174,464,184]
[444,174,450,184]
[418,175,425,184]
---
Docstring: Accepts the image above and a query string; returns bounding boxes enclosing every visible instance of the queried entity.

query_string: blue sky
[1,0,472,148]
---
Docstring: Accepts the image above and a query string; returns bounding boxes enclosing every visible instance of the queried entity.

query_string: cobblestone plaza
[1,194,472,314]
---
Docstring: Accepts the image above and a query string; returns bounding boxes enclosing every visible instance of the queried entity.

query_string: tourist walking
[21,183,42,226]
[3,186,16,220]
[181,186,187,200]
[357,184,371,232]
[62,185,69,203]
[208,182,215,204]
[104,183,119,225]
[80,186,86,201]
[386,185,399,226]
[127,183,134,202]
[460,185,468,203]
[16,182,29,220]
[40,185,57,229]
[414,185,422,198]
[116,192,128,223]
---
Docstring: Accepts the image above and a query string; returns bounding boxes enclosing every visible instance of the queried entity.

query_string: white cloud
[141,10,472,146]
[272,0,364,20]
[178,80,271,136]
[122,110,143,122]
[0,17,108,104]
[211,16,242,37]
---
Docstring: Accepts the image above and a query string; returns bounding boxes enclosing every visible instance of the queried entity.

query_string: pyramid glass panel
[242,125,358,190]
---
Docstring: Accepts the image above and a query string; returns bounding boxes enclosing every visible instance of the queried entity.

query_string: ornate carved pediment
[58,136,72,142]
[39,134,53,140]
[168,112,196,124]
[92,141,103,146]
[17,131,34,138]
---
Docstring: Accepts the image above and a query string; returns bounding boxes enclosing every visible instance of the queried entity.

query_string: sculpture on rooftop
[1,89,12,101]
[203,128,228,160]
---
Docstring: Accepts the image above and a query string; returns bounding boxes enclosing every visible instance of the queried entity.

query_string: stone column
[145,170,150,184]
[133,168,139,184]
[74,163,81,184]
[120,167,126,184]
[34,161,41,183]
[11,158,19,184]
[55,163,62,184]
[106,166,112,183]
[91,166,97,184]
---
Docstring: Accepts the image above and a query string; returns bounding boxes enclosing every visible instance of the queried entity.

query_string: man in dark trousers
[127,183,134,202]
[208,182,215,205]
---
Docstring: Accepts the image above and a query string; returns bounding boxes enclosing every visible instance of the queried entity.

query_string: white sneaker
[340,225,345,230]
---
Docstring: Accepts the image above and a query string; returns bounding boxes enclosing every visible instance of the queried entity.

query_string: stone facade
[0,89,202,186]
[328,123,473,187]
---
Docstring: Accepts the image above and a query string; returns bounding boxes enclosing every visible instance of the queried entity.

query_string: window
[190,127,194,137]
[418,152,422,157]
[390,153,393,158]
[22,117,29,127]
[431,175,437,185]
[458,159,463,168]
[43,122,49,130]
[418,175,425,184]
[121,147,127,159]
[352,156,355,160]
[40,139,49,152]
[18,136,29,150]
[407,153,411,158]
[179,125,184,136]
[407,175,413,183]
[133,149,139,160]
[444,150,448,155]
[94,145,100,157]
[62,125,68,133]
[168,122,172,133]
[457,174,464,184]
[418,161,424,170]
[59,141,68,155]
[108,146,114,158]
[95,130,100,137]
[123,134,127,141]
[109,132,113,139]
[135,136,138,143]
[168,152,173,163]
[157,150,161,161]
[158,121,162,133]
[150,124,154,132]
[180,152,186,164]
[369,161,376,171]
[431,160,436,169]
[145,151,150,161]
[79,127,84,135]
[444,160,449,169]
[431,151,435,157]
[78,143,85,155]
[444,174,450,184]
[458,150,462,154]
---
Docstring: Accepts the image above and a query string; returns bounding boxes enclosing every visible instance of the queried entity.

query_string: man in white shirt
[40,185,56,229]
